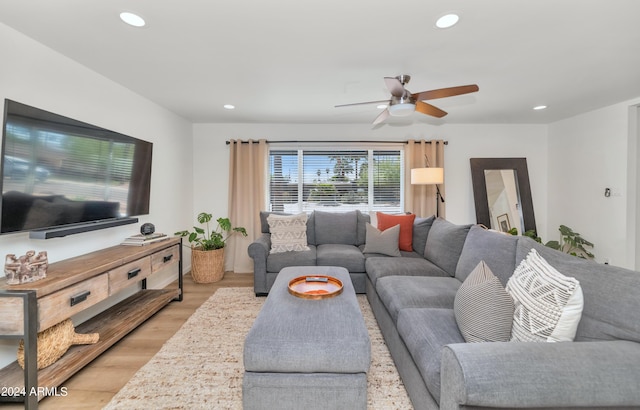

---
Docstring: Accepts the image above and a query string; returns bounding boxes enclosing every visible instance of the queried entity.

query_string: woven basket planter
[17,318,99,370]
[191,247,225,283]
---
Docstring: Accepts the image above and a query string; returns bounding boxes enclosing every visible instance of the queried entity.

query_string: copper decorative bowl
[288,275,343,300]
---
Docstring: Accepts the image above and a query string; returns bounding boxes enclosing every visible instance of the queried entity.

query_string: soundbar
[29,217,139,239]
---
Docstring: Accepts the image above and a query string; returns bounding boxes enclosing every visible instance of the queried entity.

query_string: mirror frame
[470,157,537,234]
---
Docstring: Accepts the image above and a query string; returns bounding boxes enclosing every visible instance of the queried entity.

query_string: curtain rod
[225,139,448,145]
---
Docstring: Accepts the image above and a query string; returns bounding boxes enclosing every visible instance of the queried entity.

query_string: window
[268,146,404,214]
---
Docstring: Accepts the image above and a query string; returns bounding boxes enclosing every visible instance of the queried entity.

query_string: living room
[1,1,640,408]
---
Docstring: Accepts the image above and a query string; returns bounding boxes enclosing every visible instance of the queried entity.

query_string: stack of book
[122,232,169,246]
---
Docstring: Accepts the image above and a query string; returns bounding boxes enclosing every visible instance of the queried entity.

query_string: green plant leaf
[217,217,231,232]
[197,212,213,224]
[233,227,248,236]
[545,240,561,250]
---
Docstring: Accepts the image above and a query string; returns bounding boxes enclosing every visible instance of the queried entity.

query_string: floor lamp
[411,167,445,217]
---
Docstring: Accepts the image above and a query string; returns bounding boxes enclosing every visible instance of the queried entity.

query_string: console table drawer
[38,273,109,331]
[108,257,152,295]
[151,245,180,273]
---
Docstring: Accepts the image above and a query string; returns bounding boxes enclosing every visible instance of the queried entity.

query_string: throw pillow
[454,261,515,343]
[506,248,584,342]
[362,223,401,257]
[267,213,310,254]
[376,212,416,252]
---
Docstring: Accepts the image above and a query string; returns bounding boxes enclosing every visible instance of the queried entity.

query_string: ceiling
[1,0,640,126]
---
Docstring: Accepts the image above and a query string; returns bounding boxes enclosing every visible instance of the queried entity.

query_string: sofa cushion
[424,218,472,276]
[362,223,401,257]
[506,248,583,342]
[266,245,317,272]
[376,275,460,323]
[454,260,514,343]
[412,216,435,257]
[314,210,357,245]
[397,308,465,404]
[455,225,519,286]
[267,213,311,253]
[376,212,416,252]
[365,256,448,287]
[317,244,365,272]
[355,210,370,246]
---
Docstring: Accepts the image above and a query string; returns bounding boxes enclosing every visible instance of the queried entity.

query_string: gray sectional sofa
[248,211,640,409]
[248,210,433,296]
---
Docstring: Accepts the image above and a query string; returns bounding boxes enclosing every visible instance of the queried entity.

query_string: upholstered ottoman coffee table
[243,266,371,410]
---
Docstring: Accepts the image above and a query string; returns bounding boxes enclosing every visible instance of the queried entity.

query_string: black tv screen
[1,99,152,235]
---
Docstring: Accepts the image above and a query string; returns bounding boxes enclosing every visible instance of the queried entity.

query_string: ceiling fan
[335,75,479,125]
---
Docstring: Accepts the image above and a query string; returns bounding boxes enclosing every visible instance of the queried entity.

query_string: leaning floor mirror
[470,158,537,235]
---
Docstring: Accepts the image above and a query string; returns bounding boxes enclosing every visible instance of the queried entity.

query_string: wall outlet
[603,257,611,265]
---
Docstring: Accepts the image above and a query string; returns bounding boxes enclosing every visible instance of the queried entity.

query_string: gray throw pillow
[454,260,515,343]
[363,223,401,257]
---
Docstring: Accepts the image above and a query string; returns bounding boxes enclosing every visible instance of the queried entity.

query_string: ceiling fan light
[388,103,415,117]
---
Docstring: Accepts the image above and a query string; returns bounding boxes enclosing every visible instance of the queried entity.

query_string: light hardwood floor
[1,272,253,410]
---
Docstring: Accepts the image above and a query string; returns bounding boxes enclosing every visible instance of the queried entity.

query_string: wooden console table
[0,237,183,409]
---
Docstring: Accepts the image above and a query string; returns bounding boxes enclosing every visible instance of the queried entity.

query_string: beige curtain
[226,139,268,273]
[405,139,446,218]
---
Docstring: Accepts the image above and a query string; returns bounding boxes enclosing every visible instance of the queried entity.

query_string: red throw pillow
[376,212,416,252]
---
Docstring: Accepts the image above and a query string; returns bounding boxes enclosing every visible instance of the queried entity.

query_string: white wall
[548,98,640,268]
[0,24,193,366]
[192,122,549,237]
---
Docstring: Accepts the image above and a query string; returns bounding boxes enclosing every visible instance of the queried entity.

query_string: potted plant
[175,212,247,283]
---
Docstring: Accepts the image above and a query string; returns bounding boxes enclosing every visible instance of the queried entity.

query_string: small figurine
[4,250,48,285]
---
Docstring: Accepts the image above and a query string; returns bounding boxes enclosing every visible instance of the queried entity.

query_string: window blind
[268,147,403,214]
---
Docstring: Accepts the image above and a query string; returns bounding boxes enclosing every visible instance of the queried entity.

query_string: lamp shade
[411,167,444,185]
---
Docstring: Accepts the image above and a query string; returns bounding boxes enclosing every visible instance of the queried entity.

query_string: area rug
[103,287,412,410]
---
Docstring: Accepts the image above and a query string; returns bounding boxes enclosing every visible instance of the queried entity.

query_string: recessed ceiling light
[533,105,547,110]
[436,13,459,29]
[120,12,146,27]
[223,104,235,110]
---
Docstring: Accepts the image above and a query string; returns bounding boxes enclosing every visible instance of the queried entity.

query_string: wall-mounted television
[1,99,153,238]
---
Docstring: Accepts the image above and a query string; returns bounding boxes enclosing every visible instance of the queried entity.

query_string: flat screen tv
[1,99,152,237]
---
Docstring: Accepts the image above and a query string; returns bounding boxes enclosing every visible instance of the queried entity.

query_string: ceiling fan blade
[384,77,405,98]
[415,101,448,118]
[372,109,390,125]
[413,84,479,101]
[335,99,390,108]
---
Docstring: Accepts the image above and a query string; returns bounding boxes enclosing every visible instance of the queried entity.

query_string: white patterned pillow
[454,261,514,343]
[267,213,310,254]
[506,249,584,342]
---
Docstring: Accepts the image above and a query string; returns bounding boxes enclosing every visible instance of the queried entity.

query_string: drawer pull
[127,268,142,280]
[70,291,91,306]
[163,254,173,263]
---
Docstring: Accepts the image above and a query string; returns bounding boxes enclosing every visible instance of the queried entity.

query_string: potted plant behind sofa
[175,213,247,283]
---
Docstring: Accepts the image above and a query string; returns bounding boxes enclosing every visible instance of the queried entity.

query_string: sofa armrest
[440,340,640,410]
[248,233,271,294]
